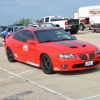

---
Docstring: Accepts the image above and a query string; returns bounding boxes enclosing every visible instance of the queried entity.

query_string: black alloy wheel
[41,54,53,74]
[7,48,15,62]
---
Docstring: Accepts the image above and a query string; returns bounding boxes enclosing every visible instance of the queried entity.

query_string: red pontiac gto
[4,27,100,74]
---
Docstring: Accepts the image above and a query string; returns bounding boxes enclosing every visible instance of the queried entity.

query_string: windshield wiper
[59,38,71,41]
[40,40,53,43]
[40,38,74,43]
[40,39,62,43]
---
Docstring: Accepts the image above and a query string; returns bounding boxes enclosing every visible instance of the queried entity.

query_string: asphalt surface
[0,30,100,100]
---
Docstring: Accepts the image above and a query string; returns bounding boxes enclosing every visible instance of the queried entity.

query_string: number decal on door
[23,45,28,51]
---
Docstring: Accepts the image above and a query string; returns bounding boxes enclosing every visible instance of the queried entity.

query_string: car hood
[43,40,98,54]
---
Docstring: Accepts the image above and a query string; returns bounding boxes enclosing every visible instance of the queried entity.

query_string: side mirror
[27,39,36,44]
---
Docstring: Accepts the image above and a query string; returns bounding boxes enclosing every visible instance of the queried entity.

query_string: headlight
[58,54,75,59]
[95,49,100,55]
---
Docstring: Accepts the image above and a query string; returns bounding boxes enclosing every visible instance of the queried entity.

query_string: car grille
[72,61,99,68]
[78,52,95,60]
[89,53,95,59]
[78,54,88,60]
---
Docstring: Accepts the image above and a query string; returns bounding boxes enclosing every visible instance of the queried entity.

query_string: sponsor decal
[14,53,18,57]
[56,41,77,48]
[54,67,60,71]
[89,8,100,15]
[23,45,28,51]
[26,61,39,67]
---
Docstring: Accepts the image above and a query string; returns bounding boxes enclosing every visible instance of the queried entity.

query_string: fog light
[62,64,68,69]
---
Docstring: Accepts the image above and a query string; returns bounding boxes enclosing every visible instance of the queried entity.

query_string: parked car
[38,16,79,34]
[27,23,56,28]
[27,23,64,30]
[0,26,8,37]
[1,25,25,42]
[4,27,100,74]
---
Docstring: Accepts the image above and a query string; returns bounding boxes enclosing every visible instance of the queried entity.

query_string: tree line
[13,18,39,26]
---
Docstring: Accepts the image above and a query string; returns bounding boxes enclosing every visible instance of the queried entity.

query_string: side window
[21,30,34,42]
[8,28,13,32]
[39,18,44,23]
[45,17,49,22]
[13,31,23,41]
[14,27,19,32]
[45,23,53,27]
[41,24,46,27]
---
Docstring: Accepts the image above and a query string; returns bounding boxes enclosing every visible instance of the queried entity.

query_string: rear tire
[79,24,84,30]
[41,54,53,74]
[7,48,15,62]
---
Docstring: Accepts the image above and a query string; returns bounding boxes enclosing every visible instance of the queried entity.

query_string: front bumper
[52,53,100,72]
[65,25,79,31]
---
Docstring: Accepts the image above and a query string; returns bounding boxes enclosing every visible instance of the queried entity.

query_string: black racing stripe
[71,40,86,47]
[56,41,77,48]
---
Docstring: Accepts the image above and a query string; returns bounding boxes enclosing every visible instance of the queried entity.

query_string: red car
[4,27,100,74]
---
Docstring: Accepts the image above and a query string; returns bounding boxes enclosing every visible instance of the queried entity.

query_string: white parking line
[0,68,36,82]
[0,76,14,82]
[0,67,74,100]
[78,94,100,100]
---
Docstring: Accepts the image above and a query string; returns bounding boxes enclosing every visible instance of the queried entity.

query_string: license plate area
[85,61,93,67]
[66,27,71,29]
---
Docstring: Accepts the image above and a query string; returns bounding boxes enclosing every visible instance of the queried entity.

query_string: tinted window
[45,23,55,27]
[21,30,34,42]
[40,24,46,27]
[34,29,75,43]
[8,28,13,32]
[39,18,44,23]
[13,31,23,41]
[45,17,49,22]
[14,27,19,32]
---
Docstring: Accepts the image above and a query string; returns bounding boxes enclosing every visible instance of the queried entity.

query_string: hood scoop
[70,46,78,48]
[82,44,86,47]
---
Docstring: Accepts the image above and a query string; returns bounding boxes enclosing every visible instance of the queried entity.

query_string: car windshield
[34,29,75,43]
[13,26,24,32]
[41,23,55,27]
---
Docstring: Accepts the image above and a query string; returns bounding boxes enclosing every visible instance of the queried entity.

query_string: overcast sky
[0,0,100,25]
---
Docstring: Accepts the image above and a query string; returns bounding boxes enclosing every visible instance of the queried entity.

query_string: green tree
[14,18,33,26]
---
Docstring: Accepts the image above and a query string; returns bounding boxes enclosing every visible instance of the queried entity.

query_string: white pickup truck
[38,16,79,34]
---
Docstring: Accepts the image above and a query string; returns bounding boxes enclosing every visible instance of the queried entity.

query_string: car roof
[7,25,25,28]
[24,27,60,31]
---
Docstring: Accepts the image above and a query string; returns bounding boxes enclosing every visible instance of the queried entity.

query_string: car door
[20,30,37,65]
[11,30,23,60]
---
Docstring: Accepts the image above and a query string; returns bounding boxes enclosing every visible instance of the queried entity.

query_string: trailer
[74,12,79,19]
[89,9,100,31]
[78,5,100,31]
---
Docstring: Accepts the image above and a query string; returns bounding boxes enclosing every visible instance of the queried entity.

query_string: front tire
[79,24,84,30]
[41,54,53,74]
[7,48,15,62]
